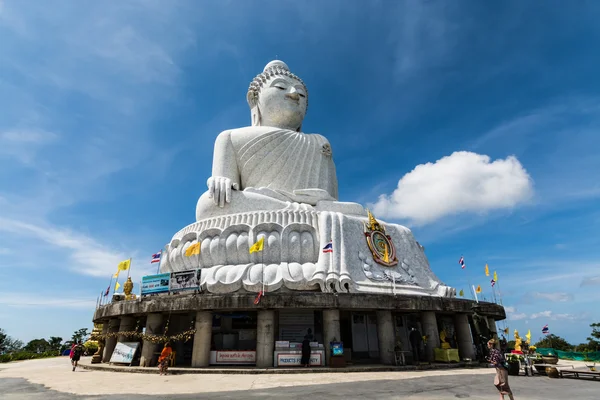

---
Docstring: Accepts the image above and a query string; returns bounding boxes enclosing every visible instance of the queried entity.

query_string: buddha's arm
[207,130,241,207]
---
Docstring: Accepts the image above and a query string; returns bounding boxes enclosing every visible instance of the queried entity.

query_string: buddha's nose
[286,88,300,101]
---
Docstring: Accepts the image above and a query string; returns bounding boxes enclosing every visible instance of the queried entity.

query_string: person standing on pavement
[409,327,423,365]
[158,342,173,376]
[487,339,515,400]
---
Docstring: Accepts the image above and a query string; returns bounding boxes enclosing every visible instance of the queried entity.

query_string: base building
[93,60,505,368]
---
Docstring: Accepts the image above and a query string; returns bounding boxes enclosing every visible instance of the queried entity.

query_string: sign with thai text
[109,342,139,364]
[212,350,256,364]
[141,273,170,295]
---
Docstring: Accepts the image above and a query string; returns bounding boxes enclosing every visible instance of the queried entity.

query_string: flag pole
[157,246,165,274]
[113,271,120,296]
[461,255,475,300]
[472,285,479,303]
[104,274,114,305]
[261,244,265,296]
[127,257,132,279]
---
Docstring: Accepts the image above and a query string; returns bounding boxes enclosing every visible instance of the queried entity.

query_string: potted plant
[506,354,522,376]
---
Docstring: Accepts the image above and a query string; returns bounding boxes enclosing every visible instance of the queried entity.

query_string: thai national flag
[150,251,162,264]
[491,278,496,287]
[542,324,549,335]
[103,285,110,297]
[322,241,333,253]
[459,256,465,269]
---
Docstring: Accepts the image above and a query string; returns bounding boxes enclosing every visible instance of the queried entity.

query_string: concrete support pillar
[117,316,136,343]
[140,313,163,367]
[256,310,276,368]
[376,311,395,365]
[102,318,120,362]
[421,312,440,362]
[454,313,475,360]
[487,317,499,349]
[323,309,341,366]
[191,311,213,368]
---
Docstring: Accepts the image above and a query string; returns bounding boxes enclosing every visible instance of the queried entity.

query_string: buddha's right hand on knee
[207,176,239,207]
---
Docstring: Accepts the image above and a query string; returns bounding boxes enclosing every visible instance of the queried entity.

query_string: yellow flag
[485,264,489,276]
[526,330,531,343]
[249,237,264,254]
[117,259,130,271]
[459,289,464,297]
[503,327,509,335]
[114,281,121,292]
[113,271,119,278]
[493,271,498,282]
[476,285,482,293]
[185,242,201,257]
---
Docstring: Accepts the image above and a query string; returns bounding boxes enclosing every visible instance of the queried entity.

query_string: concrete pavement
[1,357,597,399]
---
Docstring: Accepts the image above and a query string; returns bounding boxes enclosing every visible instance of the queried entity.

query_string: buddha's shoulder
[222,127,330,144]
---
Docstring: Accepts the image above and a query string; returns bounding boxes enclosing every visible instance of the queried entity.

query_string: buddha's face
[257,76,307,131]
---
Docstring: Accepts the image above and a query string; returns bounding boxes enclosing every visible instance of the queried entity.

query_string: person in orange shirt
[158,342,172,376]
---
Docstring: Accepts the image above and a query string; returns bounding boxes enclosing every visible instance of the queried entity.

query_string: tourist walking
[71,341,83,372]
[158,342,173,376]
[487,339,515,400]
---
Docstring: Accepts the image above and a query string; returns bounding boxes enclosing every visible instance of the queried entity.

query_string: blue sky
[1,0,599,345]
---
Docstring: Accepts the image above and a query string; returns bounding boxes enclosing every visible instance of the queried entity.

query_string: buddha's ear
[296,124,302,132]
[251,105,261,127]
[247,91,258,109]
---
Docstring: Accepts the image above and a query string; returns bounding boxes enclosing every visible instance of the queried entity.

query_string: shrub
[0,351,57,363]
[83,342,99,356]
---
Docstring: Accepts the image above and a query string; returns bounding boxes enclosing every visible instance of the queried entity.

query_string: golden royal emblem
[364,210,398,267]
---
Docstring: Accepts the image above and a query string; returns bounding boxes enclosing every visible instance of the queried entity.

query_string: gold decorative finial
[366,209,382,232]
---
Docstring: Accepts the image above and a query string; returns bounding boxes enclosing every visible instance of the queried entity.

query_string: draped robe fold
[235,129,339,203]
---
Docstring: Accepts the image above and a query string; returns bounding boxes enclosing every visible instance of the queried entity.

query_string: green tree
[534,334,572,351]
[71,328,89,344]
[586,323,600,351]
[48,337,63,353]
[24,338,51,354]
[0,329,7,353]
[4,338,23,353]
[0,329,22,354]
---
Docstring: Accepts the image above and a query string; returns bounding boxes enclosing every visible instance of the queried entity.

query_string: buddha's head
[247,60,308,132]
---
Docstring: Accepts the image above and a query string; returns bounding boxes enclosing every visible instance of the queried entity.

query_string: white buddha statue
[163,60,455,298]
[195,60,363,221]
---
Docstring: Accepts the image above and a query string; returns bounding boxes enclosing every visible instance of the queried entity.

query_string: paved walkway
[1,357,597,399]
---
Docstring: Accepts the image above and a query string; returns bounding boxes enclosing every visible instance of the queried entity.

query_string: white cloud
[0,217,128,278]
[531,292,574,302]
[530,310,586,321]
[504,306,516,313]
[530,310,553,319]
[0,129,58,164]
[511,313,528,321]
[0,293,96,309]
[581,276,600,287]
[370,151,534,225]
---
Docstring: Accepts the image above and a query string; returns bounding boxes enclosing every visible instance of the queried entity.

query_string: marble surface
[162,209,455,297]
[162,60,455,298]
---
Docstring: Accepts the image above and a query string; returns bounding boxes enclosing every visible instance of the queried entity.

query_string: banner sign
[277,352,322,367]
[109,342,139,364]
[210,350,256,365]
[141,273,170,295]
[170,269,200,293]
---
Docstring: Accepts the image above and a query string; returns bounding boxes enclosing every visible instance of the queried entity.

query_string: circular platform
[93,292,505,322]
